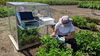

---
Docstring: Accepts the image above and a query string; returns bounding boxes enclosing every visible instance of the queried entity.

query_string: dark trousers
[65,38,78,52]
[58,35,78,52]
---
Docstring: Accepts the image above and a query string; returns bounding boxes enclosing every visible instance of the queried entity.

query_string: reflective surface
[7,2,54,49]
[7,2,48,6]
[17,27,40,48]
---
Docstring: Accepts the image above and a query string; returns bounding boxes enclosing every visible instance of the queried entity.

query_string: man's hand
[50,34,56,37]
[64,36,68,39]
[51,29,58,37]
[63,31,75,39]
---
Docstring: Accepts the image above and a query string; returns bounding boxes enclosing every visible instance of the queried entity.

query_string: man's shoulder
[55,23,61,26]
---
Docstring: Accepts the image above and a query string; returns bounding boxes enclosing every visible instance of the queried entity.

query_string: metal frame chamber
[7,2,55,50]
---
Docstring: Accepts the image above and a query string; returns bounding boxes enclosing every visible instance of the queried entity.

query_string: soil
[0,5,99,56]
[50,5,100,20]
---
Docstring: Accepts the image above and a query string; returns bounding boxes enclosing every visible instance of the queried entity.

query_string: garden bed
[0,5,100,56]
[36,30,100,56]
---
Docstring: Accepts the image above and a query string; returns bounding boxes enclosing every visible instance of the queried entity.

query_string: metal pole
[7,6,12,34]
[46,25,48,35]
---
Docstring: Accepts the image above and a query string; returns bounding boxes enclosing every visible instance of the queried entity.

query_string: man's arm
[51,29,58,36]
[51,23,59,36]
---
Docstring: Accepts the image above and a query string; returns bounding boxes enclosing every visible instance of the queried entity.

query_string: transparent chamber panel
[7,2,55,49]
[16,5,51,18]
[8,6,18,43]
[18,26,44,48]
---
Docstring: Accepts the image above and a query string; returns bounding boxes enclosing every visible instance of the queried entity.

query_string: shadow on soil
[20,43,41,56]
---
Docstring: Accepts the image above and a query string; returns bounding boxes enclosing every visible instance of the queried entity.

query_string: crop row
[32,0,78,5]
[36,30,100,56]
[1,0,100,10]
[71,16,100,31]
[0,0,78,5]
[0,6,15,18]
[78,1,100,10]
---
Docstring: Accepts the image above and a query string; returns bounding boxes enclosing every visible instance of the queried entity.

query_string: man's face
[62,20,70,24]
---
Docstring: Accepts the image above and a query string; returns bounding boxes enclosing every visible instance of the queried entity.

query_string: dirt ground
[0,5,100,56]
[50,5,100,22]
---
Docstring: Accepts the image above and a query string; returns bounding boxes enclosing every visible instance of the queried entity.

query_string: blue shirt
[55,23,74,36]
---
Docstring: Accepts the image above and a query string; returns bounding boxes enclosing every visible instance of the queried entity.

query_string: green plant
[0,6,8,18]
[32,0,78,5]
[78,1,100,10]
[85,17,100,25]
[74,51,89,56]
[40,35,60,48]
[71,16,99,31]
[0,0,79,5]
[36,30,100,56]
[0,0,6,5]
[36,47,73,56]
[0,6,15,18]
[18,27,40,46]
[71,16,87,28]
[87,23,97,30]
[36,35,73,56]
[75,30,100,55]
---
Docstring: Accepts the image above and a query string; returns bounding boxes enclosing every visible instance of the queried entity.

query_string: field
[0,0,100,56]
[0,5,100,56]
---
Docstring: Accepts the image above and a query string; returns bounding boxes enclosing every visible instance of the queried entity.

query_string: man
[51,16,78,52]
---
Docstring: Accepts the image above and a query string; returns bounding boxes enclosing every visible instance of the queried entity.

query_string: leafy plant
[85,17,100,25]
[32,0,78,5]
[36,30,100,56]
[36,35,73,56]
[0,0,79,5]
[74,51,89,56]
[0,6,8,18]
[0,6,15,18]
[71,16,99,31]
[18,27,40,47]
[71,16,87,28]
[87,23,97,31]
[78,1,100,10]
[75,30,100,56]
